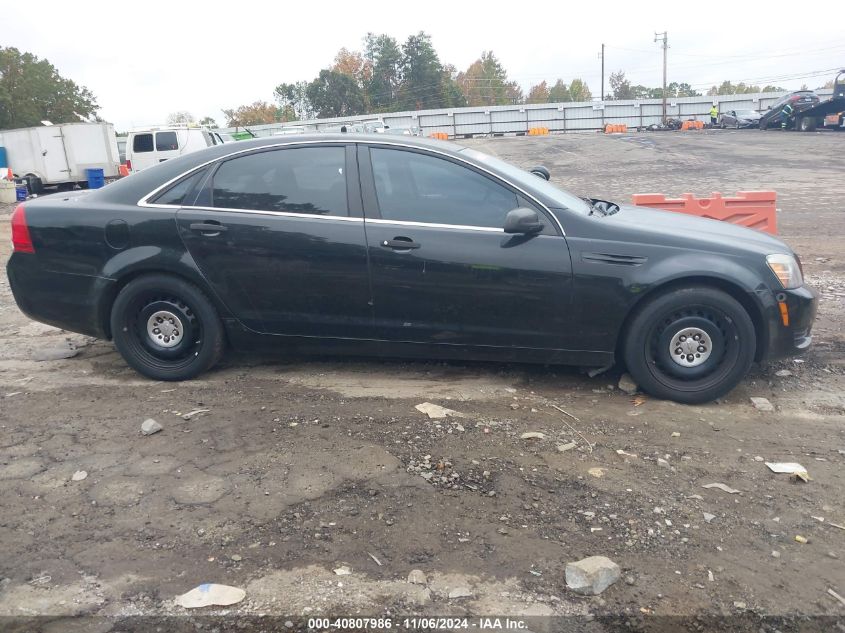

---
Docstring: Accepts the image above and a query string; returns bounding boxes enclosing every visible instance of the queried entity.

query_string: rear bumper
[759,284,818,361]
[7,253,114,339]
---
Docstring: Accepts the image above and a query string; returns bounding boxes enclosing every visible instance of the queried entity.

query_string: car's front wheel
[623,287,756,404]
[110,274,225,381]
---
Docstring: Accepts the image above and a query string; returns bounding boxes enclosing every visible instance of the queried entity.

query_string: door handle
[381,237,420,250]
[189,222,228,234]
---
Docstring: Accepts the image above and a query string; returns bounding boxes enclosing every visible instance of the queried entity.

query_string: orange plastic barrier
[528,127,549,136]
[429,132,448,140]
[681,120,704,130]
[604,123,628,133]
[631,191,777,234]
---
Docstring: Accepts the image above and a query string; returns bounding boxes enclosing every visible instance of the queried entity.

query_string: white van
[125,126,223,173]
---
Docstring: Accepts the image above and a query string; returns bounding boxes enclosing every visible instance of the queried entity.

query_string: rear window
[132,134,154,153]
[150,169,207,206]
[156,131,179,151]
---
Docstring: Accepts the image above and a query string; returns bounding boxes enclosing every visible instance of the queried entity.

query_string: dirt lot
[1,130,844,632]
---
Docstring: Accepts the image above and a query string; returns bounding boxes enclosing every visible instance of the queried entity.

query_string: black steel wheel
[110,274,224,380]
[623,287,756,404]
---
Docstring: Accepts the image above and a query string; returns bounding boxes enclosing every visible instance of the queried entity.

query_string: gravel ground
[0,129,843,632]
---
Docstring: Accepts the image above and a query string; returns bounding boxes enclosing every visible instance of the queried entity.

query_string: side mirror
[530,165,550,180]
[504,208,543,234]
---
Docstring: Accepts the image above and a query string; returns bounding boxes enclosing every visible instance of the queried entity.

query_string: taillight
[126,159,132,172]
[11,204,35,253]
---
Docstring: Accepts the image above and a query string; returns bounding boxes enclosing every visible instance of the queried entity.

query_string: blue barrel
[86,168,105,189]
[0,147,7,168]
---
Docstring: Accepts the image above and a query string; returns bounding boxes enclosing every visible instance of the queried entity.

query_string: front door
[358,145,575,353]
[176,144,373,338]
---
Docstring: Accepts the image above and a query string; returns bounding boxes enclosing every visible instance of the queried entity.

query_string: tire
[797,116,816,132]
[110,274,225,381]
[24,174,43,195]
[622,287,756,404]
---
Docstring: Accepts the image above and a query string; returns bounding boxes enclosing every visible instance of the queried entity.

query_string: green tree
[526,81,550,104]
[364,33,402,110]
[306,69,365,118]
[457,51,521,106]
[707,81,762,96]
[763,85,786,92]
[0,46,99,129]
[198,116,218,127]
[222,101,280,127]
[548,79,571,103]
[274,81,312,120]
[399,32,453,110]
[166,111,194,125]
[568,78,592,102]
[609,70,635,100]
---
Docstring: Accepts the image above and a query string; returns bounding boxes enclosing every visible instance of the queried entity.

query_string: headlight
[766,254,803,289]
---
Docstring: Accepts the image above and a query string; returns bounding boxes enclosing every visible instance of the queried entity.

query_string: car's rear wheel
[797,116,816,132]
[110,274,224,381]
[623,287,756,404]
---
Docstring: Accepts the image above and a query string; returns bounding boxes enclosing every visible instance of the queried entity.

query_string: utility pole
[599,43,605,101]
[654,31,668,122]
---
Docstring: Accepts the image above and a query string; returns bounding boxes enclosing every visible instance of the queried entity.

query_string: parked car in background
[6,135,817,404]
[362,120,387,133]
[759,91,820,130]
[125,126,218,173]
[718,109,761,128]
[383,126,422,136]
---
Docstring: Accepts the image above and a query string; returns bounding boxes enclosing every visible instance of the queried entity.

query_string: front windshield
[459,147,592,215]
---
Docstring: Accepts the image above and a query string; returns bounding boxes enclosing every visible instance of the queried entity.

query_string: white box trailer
[0,122,120,193]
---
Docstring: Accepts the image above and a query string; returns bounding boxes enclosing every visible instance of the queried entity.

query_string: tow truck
[793,70,844,131]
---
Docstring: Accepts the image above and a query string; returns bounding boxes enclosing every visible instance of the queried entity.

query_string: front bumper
[758,284,818,361]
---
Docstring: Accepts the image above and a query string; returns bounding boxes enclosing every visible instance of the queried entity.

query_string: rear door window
[156,131,179,151]
[132,134,154,153]
[210,146,348,216]
[150,169,207,206]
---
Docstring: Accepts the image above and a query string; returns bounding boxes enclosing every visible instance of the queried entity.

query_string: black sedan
[759,90,821,130]
[718,109,761,129]
[7,135,818,404]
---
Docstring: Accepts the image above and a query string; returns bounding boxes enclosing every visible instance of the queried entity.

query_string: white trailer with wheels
[0,122,120,193]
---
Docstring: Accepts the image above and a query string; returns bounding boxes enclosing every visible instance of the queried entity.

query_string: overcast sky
[5,1,844,130]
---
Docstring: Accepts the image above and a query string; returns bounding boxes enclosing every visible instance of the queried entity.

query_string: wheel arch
[616,275,768,364]
[97,265,233,340]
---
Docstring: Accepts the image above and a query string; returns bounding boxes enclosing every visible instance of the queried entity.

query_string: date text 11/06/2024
[307,617,529,630]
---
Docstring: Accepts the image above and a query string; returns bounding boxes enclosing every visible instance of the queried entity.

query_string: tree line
[0,42,826,132]
[220,32,595,127]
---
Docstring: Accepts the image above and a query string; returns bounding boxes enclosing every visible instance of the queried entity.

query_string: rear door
[358,144,575,352]
[175,143,373,337]
[35,127,71,182]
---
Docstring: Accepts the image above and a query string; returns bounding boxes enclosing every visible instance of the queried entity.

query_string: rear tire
[24,174,43,195]
[110,274,225,381]
[622,287,756,404]
[797,116,816,132]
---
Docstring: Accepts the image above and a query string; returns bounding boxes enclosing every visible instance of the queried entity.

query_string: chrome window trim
[172,205,364,222]
[137,138,565,235]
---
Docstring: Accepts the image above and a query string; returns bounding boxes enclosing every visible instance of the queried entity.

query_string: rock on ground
[565,556,621,595]
[140,418,163,435]
[618,374,638,395]
[407,569,427,585]
[750,397,774,412]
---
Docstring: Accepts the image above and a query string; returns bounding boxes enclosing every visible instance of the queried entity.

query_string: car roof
[90,134,468,204]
